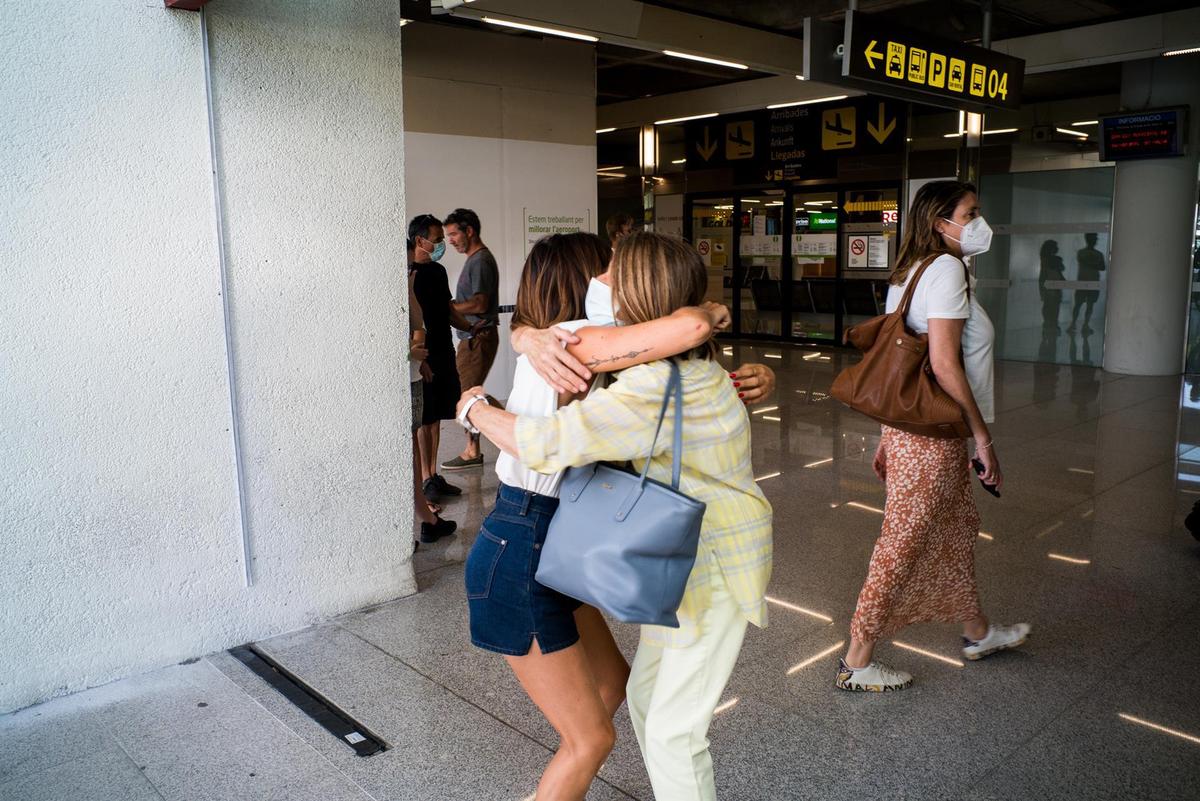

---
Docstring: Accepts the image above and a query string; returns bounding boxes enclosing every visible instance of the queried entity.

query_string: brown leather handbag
[830,256,970,439]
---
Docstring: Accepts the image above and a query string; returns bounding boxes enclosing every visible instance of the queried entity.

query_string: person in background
[605,212,635,249]
[460,232,771,801]
[1069,233,1106,335]
[837,181,1030,693]
[409,213,473,509]
[1038,239,1066,334]
[408,252,456,547]
[442,209,500,472]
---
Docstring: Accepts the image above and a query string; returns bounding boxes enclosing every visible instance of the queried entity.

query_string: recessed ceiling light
[1057,127,1089,139]
[1071,120,1098,127]
[595,127,616,134]
[1163,46,1200,57]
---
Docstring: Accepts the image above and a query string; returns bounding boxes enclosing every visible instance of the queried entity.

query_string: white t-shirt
[885,254,995,423]
[495,318,593,497]
[585,277,616,325]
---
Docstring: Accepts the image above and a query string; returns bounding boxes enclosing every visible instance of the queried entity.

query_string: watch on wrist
[458,394,490,435]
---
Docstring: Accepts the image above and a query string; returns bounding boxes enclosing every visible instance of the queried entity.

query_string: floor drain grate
[229,644,387,757]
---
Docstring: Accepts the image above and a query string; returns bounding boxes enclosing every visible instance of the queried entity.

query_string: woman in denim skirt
[458,232,730,801]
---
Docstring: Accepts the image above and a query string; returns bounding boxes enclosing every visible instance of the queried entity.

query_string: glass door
[735,189,787,336]
[790,190,840,341]
[689,196,735,313]
[841,187,899,340]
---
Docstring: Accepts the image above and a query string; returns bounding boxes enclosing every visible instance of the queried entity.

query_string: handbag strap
[897,254,941,318]
[639,360,684,490]
[898,253,972,319]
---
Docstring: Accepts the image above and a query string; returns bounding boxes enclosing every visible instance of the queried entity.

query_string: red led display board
[1099,108,1187,161]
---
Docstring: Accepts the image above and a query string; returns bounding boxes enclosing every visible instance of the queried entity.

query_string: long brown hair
[611,231,715,360]
[511,233,610,330]
[890,180,976,285]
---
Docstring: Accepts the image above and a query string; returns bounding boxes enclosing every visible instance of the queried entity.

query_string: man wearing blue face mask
[409,214,475,509]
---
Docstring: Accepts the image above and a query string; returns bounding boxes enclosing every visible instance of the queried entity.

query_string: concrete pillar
[1103,57,1200,375]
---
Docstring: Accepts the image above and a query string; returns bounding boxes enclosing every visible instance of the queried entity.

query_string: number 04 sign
[840,11,1023,112]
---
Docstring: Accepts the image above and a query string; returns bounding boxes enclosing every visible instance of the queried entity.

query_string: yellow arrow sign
[696,126,717,161]
[864,39,883,70]
[866,102,896,144]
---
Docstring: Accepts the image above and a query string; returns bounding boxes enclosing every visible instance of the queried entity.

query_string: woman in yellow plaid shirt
[462,232,773,801]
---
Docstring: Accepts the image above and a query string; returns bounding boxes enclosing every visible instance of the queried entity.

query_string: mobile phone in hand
[971,458,1001,498]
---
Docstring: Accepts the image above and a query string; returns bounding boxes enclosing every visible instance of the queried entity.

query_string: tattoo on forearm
[585,348,650,369]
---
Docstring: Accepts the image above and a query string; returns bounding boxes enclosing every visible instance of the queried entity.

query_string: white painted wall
[0,0,413,714]
[401,21,598,401]
[405,133,597,399]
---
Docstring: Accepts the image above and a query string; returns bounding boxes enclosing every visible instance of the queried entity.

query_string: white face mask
[941,216,993,257]
[585,278,618,326]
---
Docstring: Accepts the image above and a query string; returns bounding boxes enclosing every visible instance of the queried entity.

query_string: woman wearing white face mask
[835,181,1031,693]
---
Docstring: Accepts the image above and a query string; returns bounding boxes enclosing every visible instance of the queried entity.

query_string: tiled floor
[4,342,1200,801]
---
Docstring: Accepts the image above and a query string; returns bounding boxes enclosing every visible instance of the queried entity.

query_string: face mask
[585,278,617,326]
[424,240,446,261]
[941,216,993,257]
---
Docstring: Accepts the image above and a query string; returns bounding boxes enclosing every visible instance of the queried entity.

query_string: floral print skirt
[850,426,983,642]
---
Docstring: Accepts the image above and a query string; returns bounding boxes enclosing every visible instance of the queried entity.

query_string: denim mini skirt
[465,483,582,656]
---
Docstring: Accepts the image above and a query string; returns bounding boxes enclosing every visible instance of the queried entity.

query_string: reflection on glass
[738,190,786,336]
[597,127,642,242]
[975,168,1114,367]
[1184,189,1200,373]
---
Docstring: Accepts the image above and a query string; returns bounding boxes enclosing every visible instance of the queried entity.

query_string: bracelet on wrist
[975,438,993,452]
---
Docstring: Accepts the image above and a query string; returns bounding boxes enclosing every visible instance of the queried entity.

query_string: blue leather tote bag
[535,360,706,627]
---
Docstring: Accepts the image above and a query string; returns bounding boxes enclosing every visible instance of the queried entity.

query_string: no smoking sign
[848,235,869,268]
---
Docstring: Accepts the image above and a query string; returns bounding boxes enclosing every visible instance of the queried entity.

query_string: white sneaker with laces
[962,622,1031,660]
[835,658,913,692]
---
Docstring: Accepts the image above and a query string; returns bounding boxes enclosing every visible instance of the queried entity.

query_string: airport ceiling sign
[683,96,905,180]
[842,11,1024,111]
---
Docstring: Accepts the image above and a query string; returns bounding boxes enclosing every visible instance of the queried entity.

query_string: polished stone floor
[4,342,1200,801]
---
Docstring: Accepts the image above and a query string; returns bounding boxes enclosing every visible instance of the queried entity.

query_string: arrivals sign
[684,96,905,180]
[840,11,1023,111]
[1098,108,1187,161]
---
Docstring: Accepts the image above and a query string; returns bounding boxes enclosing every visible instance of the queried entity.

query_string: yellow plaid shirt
[515,358,773,648]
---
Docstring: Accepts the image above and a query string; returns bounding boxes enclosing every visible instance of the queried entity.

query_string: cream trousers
[627,574,749,800]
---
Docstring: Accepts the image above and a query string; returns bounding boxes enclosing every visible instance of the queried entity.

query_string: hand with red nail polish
[730,363,776,405]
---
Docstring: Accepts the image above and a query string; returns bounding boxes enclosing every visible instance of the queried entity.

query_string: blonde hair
[611,232,715,360]
[890,181,976,286]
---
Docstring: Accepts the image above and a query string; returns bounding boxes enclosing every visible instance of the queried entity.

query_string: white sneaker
[962,622,1031,660]
[835,658,913,692]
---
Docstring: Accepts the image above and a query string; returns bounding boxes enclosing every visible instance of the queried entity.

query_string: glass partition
[790,191,839,341]
[974,168,1114,367]
[737,190,787,336]
[692,197,734,310]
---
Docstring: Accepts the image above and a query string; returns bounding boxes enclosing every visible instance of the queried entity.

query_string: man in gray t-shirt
[443,208,500,470]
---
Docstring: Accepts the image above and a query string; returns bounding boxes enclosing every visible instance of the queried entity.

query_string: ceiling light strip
[663,50,749,70]
[482,17,598,42]
[654,112,719,125]
[767,95,849,110]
